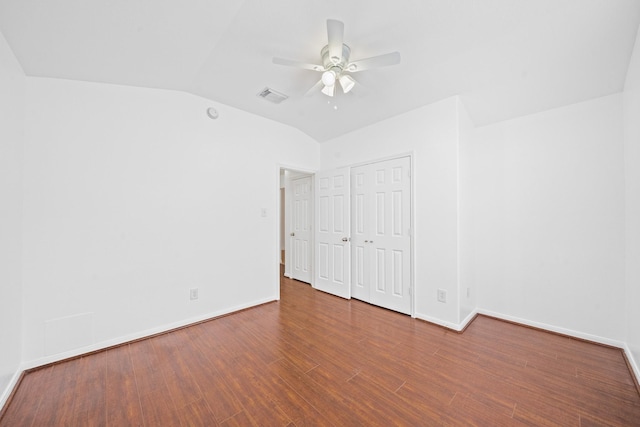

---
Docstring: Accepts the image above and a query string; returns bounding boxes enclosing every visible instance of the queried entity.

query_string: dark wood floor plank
[178,398,219,427]
[69,353,107,427]
[221,367,293,426]
[129,338,184,426]
[577,366,640,401]
[25,358,99,426]
[181,326,245,423]
[105,345,144,426]
[190,322,293,425]
[277,326,361,382]
[343,372,429,426]
[394,372,457,409]
[150,331,204,410]
[219,410,256,427]
[0,367,52,427]
[48,360,81,425]
[129,338,168,396]
[2,272,640,426]
[138,390,183,427]
[269,358,374,426]
[443,392,527,426]
[247,364,333,427]
[513,398,581,426]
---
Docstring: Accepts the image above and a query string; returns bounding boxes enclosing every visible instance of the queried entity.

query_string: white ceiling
[1,0,639,142]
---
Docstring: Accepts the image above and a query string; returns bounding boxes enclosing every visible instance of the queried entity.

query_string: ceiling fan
[273,19,401,97]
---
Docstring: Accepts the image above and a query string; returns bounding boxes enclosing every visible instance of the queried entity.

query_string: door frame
[289,174,313,284]
[277,165,316,293]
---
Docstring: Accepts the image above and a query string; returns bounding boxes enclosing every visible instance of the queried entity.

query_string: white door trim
[277,165,316,299]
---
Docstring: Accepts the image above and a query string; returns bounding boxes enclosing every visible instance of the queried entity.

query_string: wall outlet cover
[437,289,447,303]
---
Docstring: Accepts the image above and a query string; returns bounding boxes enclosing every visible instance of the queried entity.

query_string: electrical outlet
[190,288,199,301]
[437,289,447,303]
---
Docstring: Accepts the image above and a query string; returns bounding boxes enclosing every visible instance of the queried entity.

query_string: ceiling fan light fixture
[321,84,335,97]
[321,69,336,87]
[339,75,355,93]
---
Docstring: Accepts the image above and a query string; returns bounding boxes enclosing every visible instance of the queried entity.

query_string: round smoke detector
[206,107,219,120]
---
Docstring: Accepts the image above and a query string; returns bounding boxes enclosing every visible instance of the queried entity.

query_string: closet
[314,156,412,315]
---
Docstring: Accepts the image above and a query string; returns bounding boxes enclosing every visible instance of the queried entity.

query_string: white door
[315,168,350,299]
[351,166,370,302]
[291,176,312,283]
[351,157,412,314]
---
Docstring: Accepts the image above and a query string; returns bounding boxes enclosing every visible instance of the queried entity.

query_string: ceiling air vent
[258,87,288,104]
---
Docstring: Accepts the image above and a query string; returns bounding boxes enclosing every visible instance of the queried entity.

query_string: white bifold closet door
[351,157,411,314]
[314,168,351,299]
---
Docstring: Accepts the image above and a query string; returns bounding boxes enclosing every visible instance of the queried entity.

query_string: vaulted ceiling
[1,0,639,142]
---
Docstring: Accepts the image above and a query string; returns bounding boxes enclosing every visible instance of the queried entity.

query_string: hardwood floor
[2,273,640,426]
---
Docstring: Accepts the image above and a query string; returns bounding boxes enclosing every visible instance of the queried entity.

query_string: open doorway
[279,168,314,285]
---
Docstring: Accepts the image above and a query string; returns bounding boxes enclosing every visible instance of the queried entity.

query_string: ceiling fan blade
[326,19,344,63]
[348,76,368,97]
[273,57,324,72]
[347,51,401,72]
[304,80,325,97]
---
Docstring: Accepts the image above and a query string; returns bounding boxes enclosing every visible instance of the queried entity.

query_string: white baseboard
[414,308,640,387]
[622,343,640,387]
[414,308,479,332]
[476,309,627,348]
[476,309,640,387]
[459,309,479,331]
[0,368,23,413]
[19,297,277,371]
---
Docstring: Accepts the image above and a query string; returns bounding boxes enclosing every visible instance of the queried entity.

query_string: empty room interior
[2,0,640,425]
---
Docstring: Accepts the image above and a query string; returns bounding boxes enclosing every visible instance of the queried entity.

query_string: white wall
[467,94,626,342]
[0,30,24,406]
[320,97,463,327]
[21,77,319,364]
[624,24,640,374]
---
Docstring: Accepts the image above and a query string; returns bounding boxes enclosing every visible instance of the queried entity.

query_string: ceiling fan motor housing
[321,44,351,71]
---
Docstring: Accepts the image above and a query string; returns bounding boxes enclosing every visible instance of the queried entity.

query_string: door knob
[290,232,295,237]
[342,237,349,242]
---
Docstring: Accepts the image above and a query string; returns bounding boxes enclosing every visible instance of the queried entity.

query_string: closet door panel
[351,166,370,301]
[369,157,412,314]
[315,168,351,299]
[350,157,411,315]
